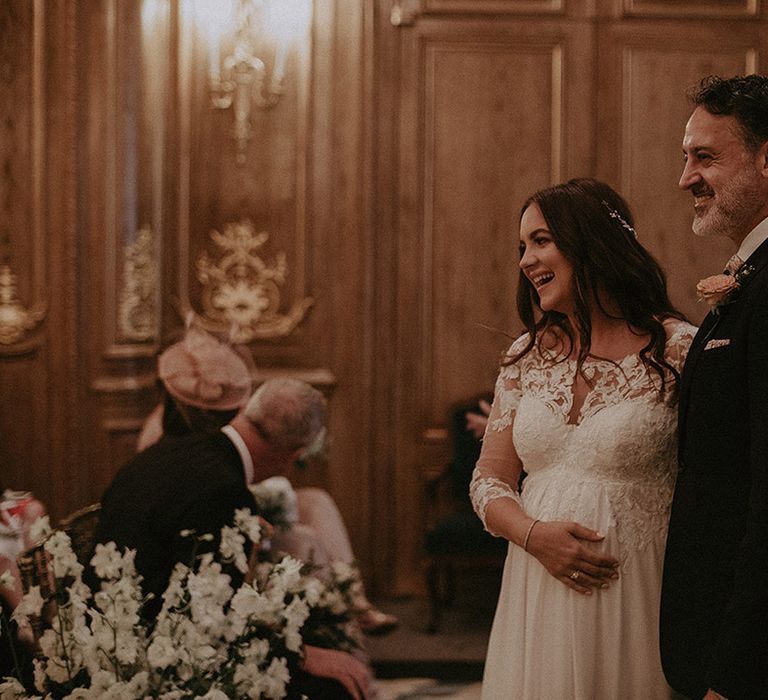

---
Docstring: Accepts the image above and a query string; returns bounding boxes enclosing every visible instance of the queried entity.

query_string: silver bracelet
[523,518,539,551]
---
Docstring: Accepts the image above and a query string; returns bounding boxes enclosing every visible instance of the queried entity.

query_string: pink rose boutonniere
[696,264,754,313]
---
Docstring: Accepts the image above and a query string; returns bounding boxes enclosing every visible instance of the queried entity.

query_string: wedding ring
[569,570,580,581]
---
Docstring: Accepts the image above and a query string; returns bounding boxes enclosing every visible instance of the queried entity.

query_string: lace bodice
[470,321,697,558]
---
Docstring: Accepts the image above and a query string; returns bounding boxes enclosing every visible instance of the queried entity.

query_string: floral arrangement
[0,511,361,700]
[248,479,298,532]
[696,263,754,312]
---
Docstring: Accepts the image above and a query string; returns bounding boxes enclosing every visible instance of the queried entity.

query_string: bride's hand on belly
[525,520,620,594]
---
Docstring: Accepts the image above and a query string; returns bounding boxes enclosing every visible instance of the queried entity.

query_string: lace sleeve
[663,319,698,374]
[469,335,529,535]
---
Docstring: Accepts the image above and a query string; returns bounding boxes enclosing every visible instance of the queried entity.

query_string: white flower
[230,585,280,624]
[147,634,178,669]
[0,677,28,700]
[28,515,51,544]
[193,690,220,700]
[234,508,263,545]
[241,637,271,663]
[187,561,232,635]
[248,478,298,529]
[11,585,45,627]
[90,543,137,582]
[219,525,247,574]
[197,689,229,700]
[261,656,291,699]
[234,661,272,696]
[33,658,46,692]
[282,597,309,652]
[44,531,83,579]
[114,628,139,665]
[303,577,325,607]
[0,570,15,592]
[271,556,303,593]
[90,541,122,579]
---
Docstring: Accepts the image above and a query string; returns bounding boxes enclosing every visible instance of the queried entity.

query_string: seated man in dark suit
[94,377,371,699]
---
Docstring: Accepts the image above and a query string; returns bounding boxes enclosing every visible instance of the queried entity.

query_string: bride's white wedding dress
[470,321,695,700]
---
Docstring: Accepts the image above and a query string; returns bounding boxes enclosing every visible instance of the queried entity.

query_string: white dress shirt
[737,216,768,263]
[221,424,254,485]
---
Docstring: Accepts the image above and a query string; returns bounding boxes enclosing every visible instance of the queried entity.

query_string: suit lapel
[739,235,768,287]
[679,236,768,453]
[678,312,717,451]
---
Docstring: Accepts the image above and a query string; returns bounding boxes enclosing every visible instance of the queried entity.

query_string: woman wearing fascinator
[471,178,695,698]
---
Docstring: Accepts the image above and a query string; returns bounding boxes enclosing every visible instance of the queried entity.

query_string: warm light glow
[182,0,312,164]
[141,0,167,34]
[265,0,312,45]
[192,0,237,45]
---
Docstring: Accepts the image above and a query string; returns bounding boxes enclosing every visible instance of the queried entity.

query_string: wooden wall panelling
[596,19,765,325]
[370,0,405,595]
[303,0,376,582]
[620,0,760,20]
[391,14,595,593]
[180,1,313,361]
[79,0,169,508]
[0,0,77,521]
[174,0,375,580]
[0,0,46,496]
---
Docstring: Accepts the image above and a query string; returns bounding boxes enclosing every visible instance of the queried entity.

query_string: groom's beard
[691,168,764,239]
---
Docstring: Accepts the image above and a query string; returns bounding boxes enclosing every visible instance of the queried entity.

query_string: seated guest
[94,378,371,698]
[136,323,254,450]
[95,377,327,609]
[137,324,398,634]
[0,485,46,681]
[0,487,47,610]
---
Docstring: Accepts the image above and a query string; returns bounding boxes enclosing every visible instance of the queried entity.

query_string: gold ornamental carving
[0,264,47,345]
[118,226,159,342]
[195,220,313,343]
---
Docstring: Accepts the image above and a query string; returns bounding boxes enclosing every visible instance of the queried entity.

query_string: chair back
[60,503,101,566]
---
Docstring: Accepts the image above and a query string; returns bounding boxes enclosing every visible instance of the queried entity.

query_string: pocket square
[704,338,731,351]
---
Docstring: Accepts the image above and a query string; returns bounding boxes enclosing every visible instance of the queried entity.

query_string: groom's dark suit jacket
[661,236,768,700]
[93,431,257,610]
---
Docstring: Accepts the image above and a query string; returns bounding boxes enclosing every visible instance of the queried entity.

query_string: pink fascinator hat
[157,323,253,411]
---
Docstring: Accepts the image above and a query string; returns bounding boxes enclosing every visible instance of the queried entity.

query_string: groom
[661,75,768,700]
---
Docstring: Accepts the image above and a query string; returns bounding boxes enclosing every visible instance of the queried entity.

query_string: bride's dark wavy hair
[511,177,687,397]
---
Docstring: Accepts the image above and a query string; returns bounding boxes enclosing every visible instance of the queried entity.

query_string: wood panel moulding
[621,0,760,19]
[391,0,566,25]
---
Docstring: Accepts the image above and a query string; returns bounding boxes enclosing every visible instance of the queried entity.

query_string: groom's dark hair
[690,74,768,152]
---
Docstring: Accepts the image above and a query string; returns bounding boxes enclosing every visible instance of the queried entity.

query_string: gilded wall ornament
[0,264,47,345]
[118,226,159,342]
[196,220,313,342]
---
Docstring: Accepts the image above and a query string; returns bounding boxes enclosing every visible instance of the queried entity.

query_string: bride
[471,178,695,699]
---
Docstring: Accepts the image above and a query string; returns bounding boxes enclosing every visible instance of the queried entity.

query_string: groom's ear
[759,139,768,177]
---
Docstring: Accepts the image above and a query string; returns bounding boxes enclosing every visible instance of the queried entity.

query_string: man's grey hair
[243,378,327,451]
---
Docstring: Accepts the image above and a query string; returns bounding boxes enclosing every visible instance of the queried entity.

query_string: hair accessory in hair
[158,323,253,411]
[601,200,637,239]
